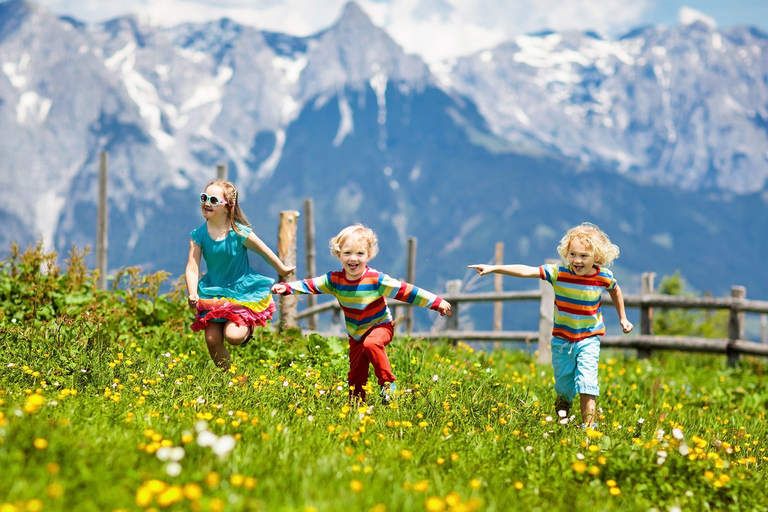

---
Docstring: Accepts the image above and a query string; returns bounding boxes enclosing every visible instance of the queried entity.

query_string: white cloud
[35,0,654,62]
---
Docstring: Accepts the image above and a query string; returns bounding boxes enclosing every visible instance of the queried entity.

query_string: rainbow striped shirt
[282,267,444,340]
[539,263,617,343]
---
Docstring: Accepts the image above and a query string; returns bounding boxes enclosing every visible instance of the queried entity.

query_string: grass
[2,310,768,512]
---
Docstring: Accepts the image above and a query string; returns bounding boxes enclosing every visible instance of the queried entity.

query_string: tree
[652,271,728,337]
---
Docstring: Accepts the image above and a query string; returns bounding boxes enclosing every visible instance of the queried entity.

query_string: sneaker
[554,396,572,418]
[380,382,396,404]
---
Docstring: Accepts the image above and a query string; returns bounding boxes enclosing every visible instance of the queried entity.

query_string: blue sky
[20,0,768,63]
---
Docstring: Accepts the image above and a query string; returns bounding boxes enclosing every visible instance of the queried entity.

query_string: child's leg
[348,337,370,401]
[573,336,601,426]
[551,337,577,408]
[362,323,395,386]
[580,394,597,426]
[204,323,230,369]
[222,322,251,345]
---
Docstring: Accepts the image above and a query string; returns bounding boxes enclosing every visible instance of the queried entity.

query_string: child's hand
[188,293,199,308]
[468,264,494,276]
[279,265,296,276]
[620,319,634,333]
[271,283,287,295]
[437,301,452,317]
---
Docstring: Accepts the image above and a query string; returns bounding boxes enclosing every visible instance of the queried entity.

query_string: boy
[272,224,451,403]
[469,223,633,427]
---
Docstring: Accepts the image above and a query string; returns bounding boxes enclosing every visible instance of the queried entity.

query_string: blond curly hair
[556,222,620,267]
[329,224,379,259]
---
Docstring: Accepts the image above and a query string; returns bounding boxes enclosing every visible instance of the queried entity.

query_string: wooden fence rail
[275,205,767,366]
[292,277,768,366]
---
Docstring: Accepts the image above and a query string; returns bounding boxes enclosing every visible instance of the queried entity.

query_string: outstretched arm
[185,240,202,308]
[244,231,296,276]
[608,284,634,333]
[468,264,540,278]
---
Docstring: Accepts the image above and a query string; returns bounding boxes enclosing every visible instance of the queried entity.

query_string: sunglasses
[200,193,229,206]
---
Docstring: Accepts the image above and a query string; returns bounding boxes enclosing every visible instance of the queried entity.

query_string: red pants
[348,322,395,400]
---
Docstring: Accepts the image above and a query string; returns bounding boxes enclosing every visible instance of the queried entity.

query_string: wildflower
[573,460,587,474]
[673,428,684,440]
[165,462,182,477]
[609,487,621,496]
[432,375,439,381]
[183,483,203,500]
[469,479,482,490]
[514,481,524,490]
[425,497,446,512]
[350,479,363,492]
[33,438,48,450]
[401,449,413,460]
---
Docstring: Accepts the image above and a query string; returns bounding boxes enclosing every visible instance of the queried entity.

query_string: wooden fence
[289,277,768,366]
[271,205,768,367]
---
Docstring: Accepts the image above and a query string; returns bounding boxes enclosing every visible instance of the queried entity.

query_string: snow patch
[333,94,354,147]
[679,7,716,30]
[17,92,52,125]
[272,55,307,85]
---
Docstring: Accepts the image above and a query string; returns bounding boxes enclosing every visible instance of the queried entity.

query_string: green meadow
[1,243,767,512]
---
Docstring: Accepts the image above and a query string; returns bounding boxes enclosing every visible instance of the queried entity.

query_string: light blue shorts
[551,336,600,403]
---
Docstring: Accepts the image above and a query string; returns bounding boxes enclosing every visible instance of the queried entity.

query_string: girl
[271,224,451,403]
[186,180,295,370]
[469,223,633,428]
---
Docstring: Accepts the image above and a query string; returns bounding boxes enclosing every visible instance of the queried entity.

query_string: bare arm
[468,264,540,278]
[244,231,296,276]
[608,284,634,333]
[185,240,202,308]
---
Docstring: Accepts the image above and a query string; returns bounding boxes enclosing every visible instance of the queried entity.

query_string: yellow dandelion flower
[205,472,221,488]
[588,466,600,475]
[25,499,43,512]
[424,497,446,512]
[401,449,413,460]
[230,474,245,487]
[413,480,430,492]
[719,474,731,484]
[436,457,446,465]
[606,479,617,487]
[210,498,226,512]
[445,492,462,506]
[514,481,524,490]
[370,504,386,512]
[450,453,460,461]
[609,487,621,496]
[135,487,153,507]
[588,445,600,452]
[469,478,482,490]
[183,483,203,500]
[46,462,60,474]
[33,438,48,450]
[704,471,715,480]
[572,461,587,473]
[244,477,257,490]
[350,479,364,492]
[46,482,64,498]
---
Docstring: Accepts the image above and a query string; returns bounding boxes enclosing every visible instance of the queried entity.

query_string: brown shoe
[555,396,572,418]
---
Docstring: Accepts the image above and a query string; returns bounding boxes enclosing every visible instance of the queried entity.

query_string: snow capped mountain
[446,21,768,193]
[1,0,768,316]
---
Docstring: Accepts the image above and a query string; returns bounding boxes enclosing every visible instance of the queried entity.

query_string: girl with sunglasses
[185,180,295,370]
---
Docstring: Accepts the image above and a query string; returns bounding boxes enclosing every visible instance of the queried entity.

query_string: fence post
[538,279,553,364]
[403,237,417,334]
[96,151,108,290]
[277,211,300,331]
[303,198,317,330]
[762,314,767,345]
[638,272,655,359]
[216,163,227,181]
[493,242,504,331]
[445,279,462,346]
[727,286,746,367]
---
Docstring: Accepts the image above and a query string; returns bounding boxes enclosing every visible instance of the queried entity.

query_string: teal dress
[189,222,276,331]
